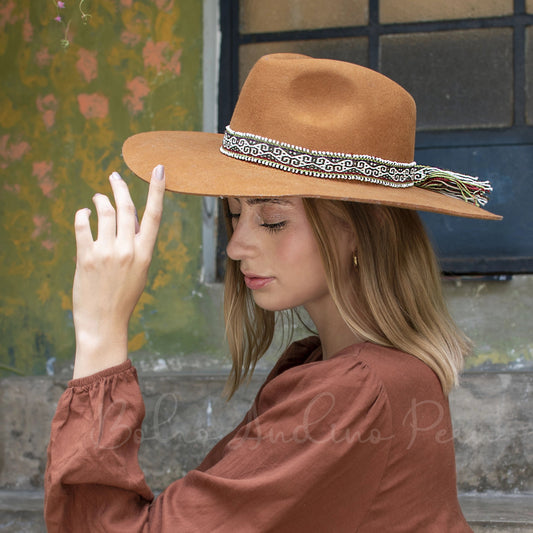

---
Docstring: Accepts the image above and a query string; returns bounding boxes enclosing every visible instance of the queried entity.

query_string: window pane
[526,26,533,124]
[380,29,513,130]
[239,38,368,87]
[239,0,368,33]
[418,143,532,266]
[380,0,513,24]
[528,0,533,14]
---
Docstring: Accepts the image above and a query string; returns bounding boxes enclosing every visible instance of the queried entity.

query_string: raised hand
[72,165,165,379]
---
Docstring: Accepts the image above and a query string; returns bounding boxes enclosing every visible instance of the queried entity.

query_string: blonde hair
[223,198,470,398]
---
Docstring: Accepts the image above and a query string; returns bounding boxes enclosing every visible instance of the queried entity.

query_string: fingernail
[154,165,164,181]
[110,171,122,181]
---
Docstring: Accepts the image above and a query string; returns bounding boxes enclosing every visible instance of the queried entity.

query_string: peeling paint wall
[0,0,218,377]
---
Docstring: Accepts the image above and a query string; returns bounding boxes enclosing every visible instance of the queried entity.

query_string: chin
[251,294,299,313]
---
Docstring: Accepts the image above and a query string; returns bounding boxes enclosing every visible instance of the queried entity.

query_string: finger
[74,208,93,259]
[109,172,137,242]
[93,193,116,245]
[139,165,165,253]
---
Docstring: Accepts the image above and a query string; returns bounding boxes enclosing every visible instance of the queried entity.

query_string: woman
[45,54,500,531]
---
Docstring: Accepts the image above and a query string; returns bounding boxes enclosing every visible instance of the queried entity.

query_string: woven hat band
[221,126,492,207]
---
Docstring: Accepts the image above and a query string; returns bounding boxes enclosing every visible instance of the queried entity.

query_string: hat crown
[230,54,417,163]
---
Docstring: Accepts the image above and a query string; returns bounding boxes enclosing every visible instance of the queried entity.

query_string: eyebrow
[244,198,293,206]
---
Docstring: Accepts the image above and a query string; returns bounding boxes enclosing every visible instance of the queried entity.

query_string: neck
[305,296,363,359]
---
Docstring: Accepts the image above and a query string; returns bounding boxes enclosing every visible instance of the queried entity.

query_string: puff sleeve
[45,349,392,532]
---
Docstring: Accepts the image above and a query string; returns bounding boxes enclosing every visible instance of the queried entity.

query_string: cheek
[277,233,304,264]
[279,227,327,281]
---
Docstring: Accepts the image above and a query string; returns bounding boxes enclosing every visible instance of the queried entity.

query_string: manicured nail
[154,164,164,181]
[110,171,122,181]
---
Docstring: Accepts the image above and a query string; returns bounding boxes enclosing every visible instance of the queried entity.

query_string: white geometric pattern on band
[221,126,422,188]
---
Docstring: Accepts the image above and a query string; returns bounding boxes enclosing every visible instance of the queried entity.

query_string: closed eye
[261,221,286,233]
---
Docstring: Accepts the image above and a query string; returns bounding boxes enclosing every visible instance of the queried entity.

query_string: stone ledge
[459,492,533,524]
[471,524,533,533]
[0,490,46,533]
[1,490,532,532]
[0,489,44,512]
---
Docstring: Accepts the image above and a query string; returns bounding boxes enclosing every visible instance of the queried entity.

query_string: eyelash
[228,213,286,233]
[261,221,286,233]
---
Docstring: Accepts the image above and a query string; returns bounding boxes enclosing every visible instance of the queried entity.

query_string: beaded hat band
[221,126,492,207]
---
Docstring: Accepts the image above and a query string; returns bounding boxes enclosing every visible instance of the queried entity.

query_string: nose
[226,217,256,262]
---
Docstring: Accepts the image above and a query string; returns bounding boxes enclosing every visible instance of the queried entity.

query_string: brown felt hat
[123,53,500,220]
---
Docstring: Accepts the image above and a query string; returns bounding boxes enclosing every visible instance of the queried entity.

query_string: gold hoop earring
[353,253,358,268]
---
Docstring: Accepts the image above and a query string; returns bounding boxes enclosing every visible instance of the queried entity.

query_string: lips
[243,273,274,290]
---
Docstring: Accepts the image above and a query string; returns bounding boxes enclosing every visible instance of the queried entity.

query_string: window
[217,0,533,275]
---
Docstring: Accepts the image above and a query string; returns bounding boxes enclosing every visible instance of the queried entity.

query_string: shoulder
[262,343,388,417]
[336,342,443,396]
[262,341,443,413]
[354,342,438,381]
[285,341,434,383]
[330,343,447,416]
[254,343,394,447]
[275,342,380,391]
[298,342,444,403]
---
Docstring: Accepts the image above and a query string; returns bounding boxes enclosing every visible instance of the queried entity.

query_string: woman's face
[226,197,338,314]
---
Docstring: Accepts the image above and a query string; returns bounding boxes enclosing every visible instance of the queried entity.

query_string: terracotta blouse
[45,338,472,532]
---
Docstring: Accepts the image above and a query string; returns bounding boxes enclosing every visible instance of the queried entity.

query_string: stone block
[451,372,533,492]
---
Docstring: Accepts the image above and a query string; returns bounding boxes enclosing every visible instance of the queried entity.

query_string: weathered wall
[0,0,230,379]
[444,276,533,371]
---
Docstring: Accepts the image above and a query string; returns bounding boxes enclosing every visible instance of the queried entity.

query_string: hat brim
[123,131,501,221]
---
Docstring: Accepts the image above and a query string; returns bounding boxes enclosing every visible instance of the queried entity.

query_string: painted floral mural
[0,0,207,376]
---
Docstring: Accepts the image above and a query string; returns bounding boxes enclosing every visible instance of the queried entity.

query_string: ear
[337,223,358,260]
